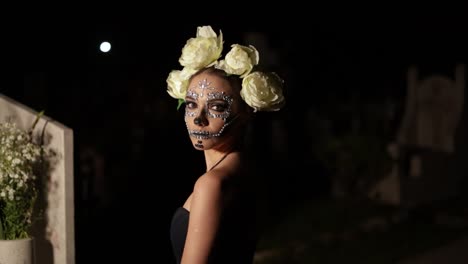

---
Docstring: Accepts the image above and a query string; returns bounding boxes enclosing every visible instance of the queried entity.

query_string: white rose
[216,44,259,78]
[240,71,285,111]
[166,67,197,100]
[178,26,223,69]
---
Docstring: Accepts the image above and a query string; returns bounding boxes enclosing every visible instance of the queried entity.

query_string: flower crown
[166,25,285,112]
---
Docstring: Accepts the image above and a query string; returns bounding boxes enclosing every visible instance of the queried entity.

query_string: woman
[167,25,285,264]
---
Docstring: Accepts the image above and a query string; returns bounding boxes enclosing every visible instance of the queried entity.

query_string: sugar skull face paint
[184,72,238,150]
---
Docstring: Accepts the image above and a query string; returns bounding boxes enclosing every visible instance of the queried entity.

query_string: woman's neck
[204,149,242,172]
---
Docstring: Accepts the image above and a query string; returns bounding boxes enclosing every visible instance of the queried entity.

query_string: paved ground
[397,236,468,264]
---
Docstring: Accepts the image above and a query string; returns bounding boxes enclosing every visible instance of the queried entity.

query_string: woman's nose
[194,111,208,126]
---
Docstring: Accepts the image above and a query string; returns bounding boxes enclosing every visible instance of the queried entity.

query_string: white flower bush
[0,116,45,240]
[166,25,286,112]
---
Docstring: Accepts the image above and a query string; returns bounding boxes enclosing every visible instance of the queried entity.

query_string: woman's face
[184,71,240,150]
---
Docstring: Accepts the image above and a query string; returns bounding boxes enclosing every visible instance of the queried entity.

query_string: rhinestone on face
[197,78,213,98]
[184,77,236,139]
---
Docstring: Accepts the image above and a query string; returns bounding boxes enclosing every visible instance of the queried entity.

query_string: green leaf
[177,99,185,110]
[29,110,45,136]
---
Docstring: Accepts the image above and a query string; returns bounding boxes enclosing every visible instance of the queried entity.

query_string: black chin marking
[195,140,204,148]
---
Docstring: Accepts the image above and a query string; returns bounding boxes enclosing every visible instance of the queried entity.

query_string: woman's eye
[186,102,197,109]
[210,104,227,112]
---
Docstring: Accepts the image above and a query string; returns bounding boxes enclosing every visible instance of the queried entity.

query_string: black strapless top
[170,204,257,264]
[170,207,190,264]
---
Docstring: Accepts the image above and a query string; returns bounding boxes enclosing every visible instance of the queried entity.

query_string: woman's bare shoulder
[192,168,237,199]
[194,172,223,192]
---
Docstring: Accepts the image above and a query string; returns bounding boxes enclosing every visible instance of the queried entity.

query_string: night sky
[20,12,468,108]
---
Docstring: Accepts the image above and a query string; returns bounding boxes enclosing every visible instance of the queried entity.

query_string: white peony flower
[240,71,285,112]
[166,67,198,100]
[215,44,259,78]
[166,25,286,112]
[178,26,223,70]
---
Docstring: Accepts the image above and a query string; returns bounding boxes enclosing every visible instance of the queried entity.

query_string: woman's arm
[181,173,224,264]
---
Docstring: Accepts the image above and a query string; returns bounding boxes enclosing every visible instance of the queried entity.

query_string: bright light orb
[99,41,111,53]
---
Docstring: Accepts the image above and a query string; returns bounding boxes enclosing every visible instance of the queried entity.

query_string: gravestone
[398,64,465,153]
[0,94,75,264]
[370,64,466,207]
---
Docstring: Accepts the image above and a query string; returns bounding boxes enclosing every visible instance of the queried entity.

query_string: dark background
[11,10,468,263]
